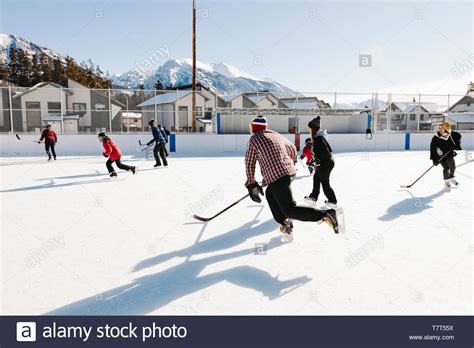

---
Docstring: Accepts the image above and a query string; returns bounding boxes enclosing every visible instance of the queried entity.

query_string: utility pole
[191,0,197,132]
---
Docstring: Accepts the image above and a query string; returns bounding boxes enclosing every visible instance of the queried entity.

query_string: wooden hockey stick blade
[192,194,250,222]
[15,134,21,140]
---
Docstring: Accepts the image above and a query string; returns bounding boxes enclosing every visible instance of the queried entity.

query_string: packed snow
[0,151,472,315]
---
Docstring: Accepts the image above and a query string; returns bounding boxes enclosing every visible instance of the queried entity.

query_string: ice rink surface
[1,151,472,315]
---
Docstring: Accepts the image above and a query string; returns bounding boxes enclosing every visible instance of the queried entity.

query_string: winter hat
[46,124,51,129]
[97,132,106,138]
[308,116,321,130]
[305,137,312,145]
[148,119,155,127]
[250,115,268,133]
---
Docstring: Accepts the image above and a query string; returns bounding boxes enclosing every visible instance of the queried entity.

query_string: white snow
[0,151,472,315]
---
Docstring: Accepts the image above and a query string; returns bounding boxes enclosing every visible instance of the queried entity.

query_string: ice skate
[279,219,294,242]
[450,177,459,187]
[444,179,451,188]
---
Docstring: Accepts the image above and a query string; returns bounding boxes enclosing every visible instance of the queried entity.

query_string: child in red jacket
[299,138,315,174]
[39,124,57,161]
[98,132,136,177]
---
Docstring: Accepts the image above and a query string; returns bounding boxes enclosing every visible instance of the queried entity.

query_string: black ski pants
[266,175,326,225]
[45,140,56,159]
[440,157,456,180]
[310,158,337,204]
[106,157,132,173]
[153,142,168,166]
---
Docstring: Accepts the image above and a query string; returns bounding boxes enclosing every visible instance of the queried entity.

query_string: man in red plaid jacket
[244,115,339,236]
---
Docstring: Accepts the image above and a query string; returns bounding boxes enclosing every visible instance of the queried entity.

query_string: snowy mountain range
[111,58,298,97]
[0,33,61,63]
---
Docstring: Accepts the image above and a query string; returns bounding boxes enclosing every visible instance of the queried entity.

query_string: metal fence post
[387,93,392,131]
[60,86,64,133]
[108,88,112,133]
[8,85,14,133]
[154,89,157,123]
[417,93,421,132]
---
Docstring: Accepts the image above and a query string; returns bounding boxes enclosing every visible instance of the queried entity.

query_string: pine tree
[154,79,164,91]
[0,59,9,81]
[39,52,52,82]
[65,56,79,83]
[17,48,32,86]
[51,56,65,85]
[30,54,42,85]
[7,46,20,84]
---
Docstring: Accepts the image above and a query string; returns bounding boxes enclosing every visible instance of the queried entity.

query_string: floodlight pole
[191,0,197,132]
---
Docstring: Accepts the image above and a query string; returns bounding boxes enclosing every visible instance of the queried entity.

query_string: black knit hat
[305,137,312,144]
[97,132,106,138]
[148,119,155,126]
[308,116,321,129]
[46,124,51,128]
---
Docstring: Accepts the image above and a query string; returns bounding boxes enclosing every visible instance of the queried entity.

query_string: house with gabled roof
[137,90,210,132]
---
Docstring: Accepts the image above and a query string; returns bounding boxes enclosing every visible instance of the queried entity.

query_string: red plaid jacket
[245,130,297,187]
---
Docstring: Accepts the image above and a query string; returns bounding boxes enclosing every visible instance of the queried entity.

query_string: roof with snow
[446,113,474,123]
[137,91,194,107]
[391,102,444,114]
[13,82,72,98]
[247,95,271,104]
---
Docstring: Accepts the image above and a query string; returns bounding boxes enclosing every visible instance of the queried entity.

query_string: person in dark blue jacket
[158,124,170,157]
[147,119,168,167]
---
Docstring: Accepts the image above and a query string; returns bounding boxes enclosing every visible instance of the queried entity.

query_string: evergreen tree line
[0,46,112,89]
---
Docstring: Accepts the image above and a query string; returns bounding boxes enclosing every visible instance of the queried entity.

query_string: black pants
[153,142,168,166]
[45,140,56,159]
[266,175,326,225]
[310,158,337,204]
[440,157,456,180]
[106,157,132,173]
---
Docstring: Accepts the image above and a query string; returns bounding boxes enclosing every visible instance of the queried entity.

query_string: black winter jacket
[430,131,462,162]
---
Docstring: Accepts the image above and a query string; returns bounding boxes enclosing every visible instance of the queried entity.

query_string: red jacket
[39,129,57,142]
[102,137,122,161]
[301,145,313,164]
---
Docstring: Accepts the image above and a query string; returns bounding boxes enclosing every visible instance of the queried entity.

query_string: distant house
[0,80,22,132]
[448,95,474,113]
[243,92,288,109]
[11,79,124,133]
[122,112,142,131]
[137,90,210,132]
[223,94,257,108]
[445,113,474,130]
[166,83,227,111]
[386,101,444,131]
[279,96,331,110]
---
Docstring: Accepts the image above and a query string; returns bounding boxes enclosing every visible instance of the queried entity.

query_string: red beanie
[251,115,268,133]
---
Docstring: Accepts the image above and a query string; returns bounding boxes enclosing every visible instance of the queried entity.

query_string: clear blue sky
[1,0,472,95]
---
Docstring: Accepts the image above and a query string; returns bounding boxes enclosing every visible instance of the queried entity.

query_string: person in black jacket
[305,116,338,206]
[430,122,462,187]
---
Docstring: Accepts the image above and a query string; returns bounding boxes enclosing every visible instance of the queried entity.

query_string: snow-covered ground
[1,151,472,315]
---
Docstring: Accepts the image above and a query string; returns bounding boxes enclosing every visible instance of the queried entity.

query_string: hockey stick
[193,194,250,222]
[15,134,44,143]
[400,150,453,188]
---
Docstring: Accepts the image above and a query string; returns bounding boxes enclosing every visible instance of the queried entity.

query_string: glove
[436,148,443,157]
[299,155,304,160]
[103,152,108,158]
[37,141,41,144]
[246,182,264,203]
[432,160,438,166]
[147,140,154,146]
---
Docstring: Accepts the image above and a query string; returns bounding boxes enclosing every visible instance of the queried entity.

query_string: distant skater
[98,132,136,177]
[147,120,168,167]
[299,137,315,174]
[305,116,338,207]
[430,122,462,188]
[158,124,170,157]
[39,124,57,161]
[244,115,342,238]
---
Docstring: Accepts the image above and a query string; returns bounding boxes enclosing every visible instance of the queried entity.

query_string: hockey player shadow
[133,215,275,272]
[378,188,448,221]
[46,236,310,315]
[0,177,122,193]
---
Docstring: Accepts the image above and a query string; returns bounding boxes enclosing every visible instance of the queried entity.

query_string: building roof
[391,101,444,114]
[247,95,271,104]
[448,95,474,111]
[13,82,73,98]
[446,113,474,123]
[122,112,142,119]
[42,114,81,121]
[137,91,208,108]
